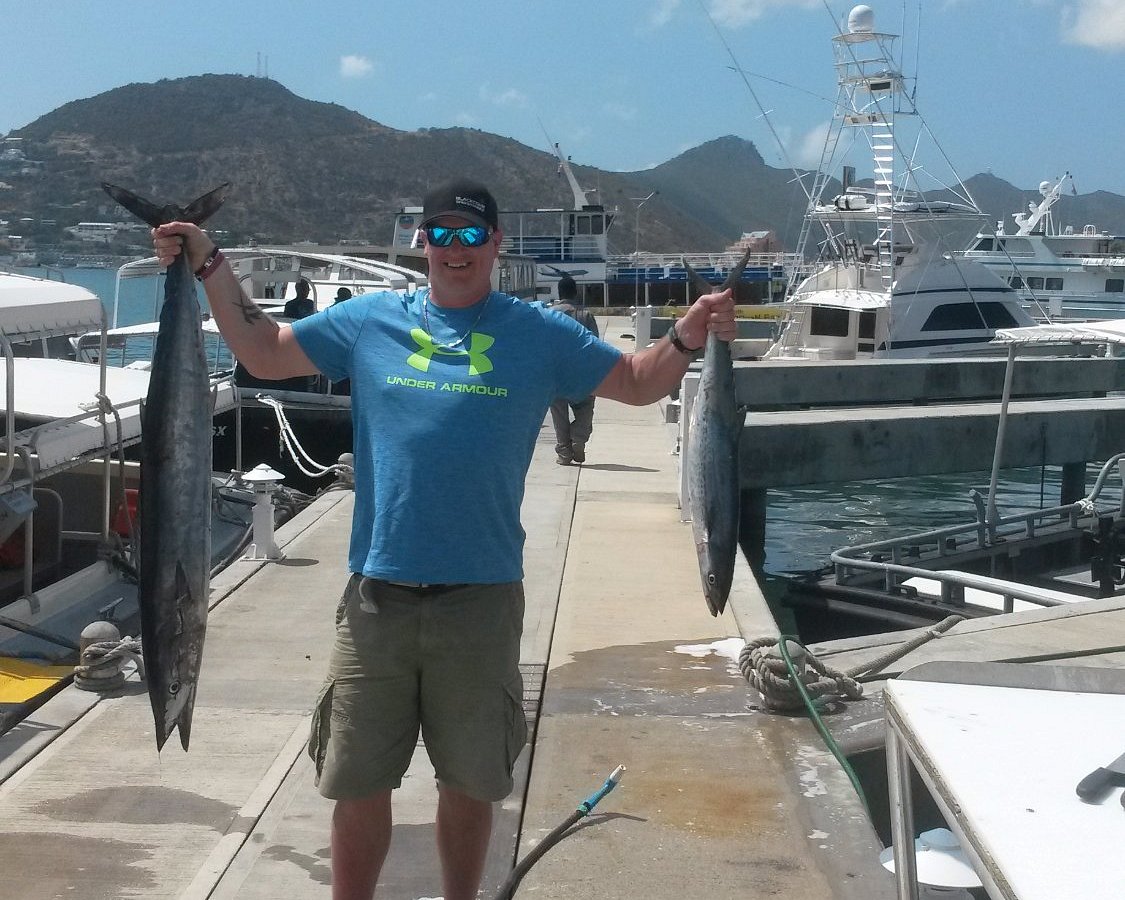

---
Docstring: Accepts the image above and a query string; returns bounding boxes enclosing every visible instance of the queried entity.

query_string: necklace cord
[422,292,490,350]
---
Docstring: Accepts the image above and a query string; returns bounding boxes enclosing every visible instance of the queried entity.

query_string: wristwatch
[667,320,704,357]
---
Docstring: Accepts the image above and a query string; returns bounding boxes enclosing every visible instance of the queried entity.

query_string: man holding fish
[152,177,735,900]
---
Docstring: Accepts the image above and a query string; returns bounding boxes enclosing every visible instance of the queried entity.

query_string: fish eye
[706,573,717,585]
[168,681,180,695]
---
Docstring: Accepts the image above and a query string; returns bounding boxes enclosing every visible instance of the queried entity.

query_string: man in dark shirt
[283,278,316,319]
[549,276,599,465]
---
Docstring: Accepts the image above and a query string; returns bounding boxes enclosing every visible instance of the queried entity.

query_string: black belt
[372,579,467,595]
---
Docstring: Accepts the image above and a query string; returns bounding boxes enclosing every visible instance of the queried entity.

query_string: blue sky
[3,1,1124,194]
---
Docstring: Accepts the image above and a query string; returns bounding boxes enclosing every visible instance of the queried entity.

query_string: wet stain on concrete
[0,832,155,899]
[542,639,751,717]
[618,739,785,838]
[29,785,237,829]
[262,843,332,885]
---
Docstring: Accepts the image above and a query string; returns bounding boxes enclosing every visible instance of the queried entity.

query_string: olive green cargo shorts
[308,575,528,802]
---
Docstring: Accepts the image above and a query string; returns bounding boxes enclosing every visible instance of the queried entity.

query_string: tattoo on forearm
[234,293,264,325]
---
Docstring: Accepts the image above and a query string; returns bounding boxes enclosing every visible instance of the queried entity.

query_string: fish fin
[102,183,166,227]
[180,183,231,225]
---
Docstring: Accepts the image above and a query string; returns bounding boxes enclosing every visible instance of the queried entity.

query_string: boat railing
[828,453,1125,609]
[500,234,605,262]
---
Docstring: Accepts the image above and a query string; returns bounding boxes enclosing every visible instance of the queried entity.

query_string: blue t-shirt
[291,289,621,583]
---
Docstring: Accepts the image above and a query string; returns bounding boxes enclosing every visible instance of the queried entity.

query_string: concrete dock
[0,317,892,899]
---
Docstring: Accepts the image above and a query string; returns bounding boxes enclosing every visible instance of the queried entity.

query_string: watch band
[667,320,703,355]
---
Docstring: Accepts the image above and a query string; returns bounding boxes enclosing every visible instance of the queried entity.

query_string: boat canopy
[992,319,1125,346]
[0,272,104,339]
[0,358,236,470]
[791,288,887,310]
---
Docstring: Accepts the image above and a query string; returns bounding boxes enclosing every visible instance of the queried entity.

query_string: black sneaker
[556,454,572,466]
[572,444,585,464]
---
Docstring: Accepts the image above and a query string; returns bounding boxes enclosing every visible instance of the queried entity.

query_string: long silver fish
[102,182,229,750]
[683,251,749,616]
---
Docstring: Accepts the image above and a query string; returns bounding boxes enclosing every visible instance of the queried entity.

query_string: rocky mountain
[3,74,1124,255]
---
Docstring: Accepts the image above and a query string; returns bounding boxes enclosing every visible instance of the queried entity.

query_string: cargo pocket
[308,678,336,780]
[503,676,529,773]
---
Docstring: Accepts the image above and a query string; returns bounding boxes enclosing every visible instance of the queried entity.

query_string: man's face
[422,216,501,307]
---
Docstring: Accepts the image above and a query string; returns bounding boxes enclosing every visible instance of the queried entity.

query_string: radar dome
[1039,181,1053,196]
[848,5,875,33]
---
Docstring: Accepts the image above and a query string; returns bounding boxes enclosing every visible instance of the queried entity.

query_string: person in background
[283,278,316,319]
[549,275,599,465]
[334,287,353,304]
[150,177,735,900]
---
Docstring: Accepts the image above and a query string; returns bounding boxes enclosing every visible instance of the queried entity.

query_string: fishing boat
[765,5,1036,360]
[958,172,1125,323]
[0,270,297,732]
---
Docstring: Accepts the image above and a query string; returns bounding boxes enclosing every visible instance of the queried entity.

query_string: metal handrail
[828,453,1125,606]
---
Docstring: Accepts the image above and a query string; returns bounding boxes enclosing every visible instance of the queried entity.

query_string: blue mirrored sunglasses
[423,224,492,248]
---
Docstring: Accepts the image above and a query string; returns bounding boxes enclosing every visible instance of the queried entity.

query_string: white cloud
[707,0,818,28]
[650,0,681,27]
[339,55,374,78]
[791,120,831,170]
[1061,0,1125,49]
[479,84,529,108]
[602,101,638,122]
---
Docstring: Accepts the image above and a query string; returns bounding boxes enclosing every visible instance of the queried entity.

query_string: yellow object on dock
[0,657,72,703]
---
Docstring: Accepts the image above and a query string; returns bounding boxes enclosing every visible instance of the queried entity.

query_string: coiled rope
[73,636,143,691]
[739,615,965,711]
[739,617,966,815]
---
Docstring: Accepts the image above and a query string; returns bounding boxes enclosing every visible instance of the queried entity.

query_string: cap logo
[455,195,486,214]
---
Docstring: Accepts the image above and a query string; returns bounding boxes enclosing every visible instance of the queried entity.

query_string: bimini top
[0,271,105,339]
[993,319,1125,346]
[790,288,888,310]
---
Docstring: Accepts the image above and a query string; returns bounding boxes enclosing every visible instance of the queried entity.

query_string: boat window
[1025,277,1044,290]
[575,216,592,236]
[978,302,1021,328]
[858,311,876,339]
[1107,279,1124,293]
[1008,276,1024,289]
[920,303,985,331]
[1045,277,1064,291]
[999,238,1034,255]
[971,238,994,251]
[809,306,850,337]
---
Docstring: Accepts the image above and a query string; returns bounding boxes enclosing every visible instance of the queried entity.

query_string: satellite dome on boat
[848,5,875,33]
[1040,180,1054,196]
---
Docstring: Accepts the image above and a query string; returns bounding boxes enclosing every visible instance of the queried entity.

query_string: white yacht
[766,5,1036,360]
[958,172,1125,322]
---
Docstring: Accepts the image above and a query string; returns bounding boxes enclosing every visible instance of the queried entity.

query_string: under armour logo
[407,328,495,376]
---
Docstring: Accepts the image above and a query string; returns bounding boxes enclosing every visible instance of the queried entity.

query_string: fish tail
[683,247,755,300]
[180,184,231,225]
[102,183,167,227]
[101,182,230,226]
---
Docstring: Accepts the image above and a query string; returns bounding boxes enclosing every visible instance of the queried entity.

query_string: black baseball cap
[421,179,499,230]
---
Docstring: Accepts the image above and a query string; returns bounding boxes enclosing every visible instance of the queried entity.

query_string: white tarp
[0,272,104,338]
[1,358,236,470]
[993,319,1125,346]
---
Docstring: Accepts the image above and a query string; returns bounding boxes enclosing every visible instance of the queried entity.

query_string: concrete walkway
[0,317,892,899]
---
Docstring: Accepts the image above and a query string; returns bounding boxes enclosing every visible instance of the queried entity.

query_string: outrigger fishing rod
[491,764,626,900]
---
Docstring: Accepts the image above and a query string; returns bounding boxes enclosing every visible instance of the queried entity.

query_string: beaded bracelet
[194,245,224,282]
